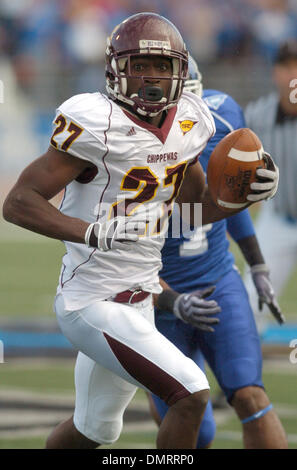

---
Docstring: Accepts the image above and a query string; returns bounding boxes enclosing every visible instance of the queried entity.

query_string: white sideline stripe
[217,199,249,209]
[0,409,69,426]
[216,430,297,444]
[0,427,54,439]
[275,404,297,419]
[228,146,264,162]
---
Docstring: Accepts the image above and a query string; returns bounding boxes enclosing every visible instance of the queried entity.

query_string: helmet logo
[179,120,197,135]
[139,39,171,50]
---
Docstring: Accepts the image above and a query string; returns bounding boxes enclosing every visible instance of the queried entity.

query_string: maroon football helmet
[105,12,188,117]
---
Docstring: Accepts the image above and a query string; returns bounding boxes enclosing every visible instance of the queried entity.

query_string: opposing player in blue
[149,56,288,449]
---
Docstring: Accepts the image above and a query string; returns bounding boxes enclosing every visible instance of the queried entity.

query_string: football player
[149,56,288,449]
[3,14,279,449]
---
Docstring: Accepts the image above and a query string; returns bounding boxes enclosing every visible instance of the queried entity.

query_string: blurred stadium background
[0,0,296,449]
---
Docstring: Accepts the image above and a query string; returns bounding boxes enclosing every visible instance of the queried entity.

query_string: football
[207,128,267,211]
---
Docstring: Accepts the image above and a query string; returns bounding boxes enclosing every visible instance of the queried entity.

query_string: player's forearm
[178,186,244,226]
[3,187,88,243]
[201,188,245,225]
[236,234,265,267]
[177,161,249,225]
[153,278,177,308]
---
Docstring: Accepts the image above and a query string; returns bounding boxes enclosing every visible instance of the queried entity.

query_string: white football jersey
[52,91,215,310]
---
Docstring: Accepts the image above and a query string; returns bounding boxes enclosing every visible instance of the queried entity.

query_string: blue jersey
[153,91,263,446]
[160,90,255,291]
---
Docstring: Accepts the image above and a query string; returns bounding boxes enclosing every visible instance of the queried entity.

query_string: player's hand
[173,286,221,332]
[247,153,279,202]
[85,216,142,251]
[251,264,285,325]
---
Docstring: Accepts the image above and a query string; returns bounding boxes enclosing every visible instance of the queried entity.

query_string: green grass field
[0,219,296,449]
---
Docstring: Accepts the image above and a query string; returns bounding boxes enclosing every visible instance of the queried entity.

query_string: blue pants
[152,268,264,448]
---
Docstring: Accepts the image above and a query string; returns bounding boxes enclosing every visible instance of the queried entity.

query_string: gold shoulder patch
[178,120,197,136]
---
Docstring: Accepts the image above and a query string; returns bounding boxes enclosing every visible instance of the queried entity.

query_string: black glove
[173,286,221,332]
[251,264,285,325]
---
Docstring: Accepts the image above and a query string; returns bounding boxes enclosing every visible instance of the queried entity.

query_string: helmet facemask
[106,44,188,117]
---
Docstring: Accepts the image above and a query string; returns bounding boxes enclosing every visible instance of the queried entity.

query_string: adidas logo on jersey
[126,127,136,136]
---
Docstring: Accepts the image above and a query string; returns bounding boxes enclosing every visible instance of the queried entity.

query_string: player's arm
[3,146,90,242]
[3,147,138,251]
[176,161,245,225]
[177,156,279,225]
[227,211,285,324]
[154,277,221,332]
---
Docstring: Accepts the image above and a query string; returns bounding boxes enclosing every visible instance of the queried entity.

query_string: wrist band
[85,223,94,247]
[157,289,180,312]
[85,222,102,249]
[250,264,270,274]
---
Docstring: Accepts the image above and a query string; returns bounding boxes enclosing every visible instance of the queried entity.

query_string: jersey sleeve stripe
[210,110,235,132]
